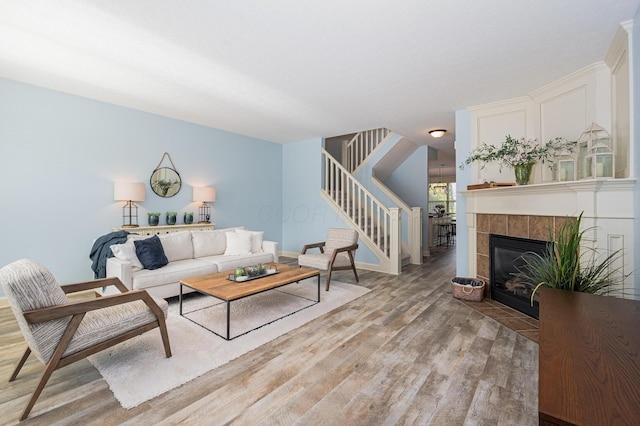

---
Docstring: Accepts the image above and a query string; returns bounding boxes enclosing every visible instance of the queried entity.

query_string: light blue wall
[281,139,378,264]
[0,78,282,294]
[633,7,640,290]
[385,145,430,248]
[455,109,472,276]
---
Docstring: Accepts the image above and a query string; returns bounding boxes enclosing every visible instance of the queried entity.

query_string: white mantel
[462,178,636,296]
[462,178,636,218]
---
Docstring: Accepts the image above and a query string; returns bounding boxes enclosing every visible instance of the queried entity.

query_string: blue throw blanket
[90,230,129,279]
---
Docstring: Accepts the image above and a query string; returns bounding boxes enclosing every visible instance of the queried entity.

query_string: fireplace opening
[489,234,552,319]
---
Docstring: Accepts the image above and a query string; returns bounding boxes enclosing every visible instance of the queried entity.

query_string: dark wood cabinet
[539,288,640,425]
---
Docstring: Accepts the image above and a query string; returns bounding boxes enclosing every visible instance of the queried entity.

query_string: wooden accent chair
[0,259,172,421]
[298,228,359,291]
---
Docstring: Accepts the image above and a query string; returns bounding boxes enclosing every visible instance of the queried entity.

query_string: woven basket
[451,277,485,302]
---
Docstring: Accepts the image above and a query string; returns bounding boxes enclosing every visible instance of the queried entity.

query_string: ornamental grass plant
[516,213,629,304]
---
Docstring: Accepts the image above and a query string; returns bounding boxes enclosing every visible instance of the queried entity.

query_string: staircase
[343,128,392,174]
[322,148,402,274]
[322,128,423,274]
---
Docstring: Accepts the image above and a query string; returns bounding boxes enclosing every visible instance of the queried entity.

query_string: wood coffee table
[179,263,320,340]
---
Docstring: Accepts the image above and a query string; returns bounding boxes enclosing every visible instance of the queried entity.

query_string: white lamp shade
[193,186,217,202]
[114,182,146,201]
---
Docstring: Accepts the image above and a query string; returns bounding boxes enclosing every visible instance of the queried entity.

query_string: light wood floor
[0,247,539,425]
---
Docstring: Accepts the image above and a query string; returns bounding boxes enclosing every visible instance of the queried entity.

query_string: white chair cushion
[324,228,358,254]
[0,259,70,363]
[298,253,352,270]
[62,296,168,359]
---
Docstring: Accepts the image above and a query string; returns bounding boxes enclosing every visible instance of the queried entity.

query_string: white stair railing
[322,149,401,274]
[371,175,423,265]
[343,128,391,174]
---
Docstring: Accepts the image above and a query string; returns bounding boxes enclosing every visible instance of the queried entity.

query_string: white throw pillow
[110,242,144,271]
[159,231,194,262]
[224,231,252,256]
[236,229,264,253]
[192,230,227,257]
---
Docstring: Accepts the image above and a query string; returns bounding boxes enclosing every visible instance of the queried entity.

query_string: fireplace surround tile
[489,214,507,235]
[477,214,490,232]
[507,215,529,238]
[476,231,489,255]
[477,253,489,281]
[530,215,552,241]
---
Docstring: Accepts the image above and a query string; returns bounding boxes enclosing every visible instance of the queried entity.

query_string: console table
[113,223,214,236]
[539,288,640,425]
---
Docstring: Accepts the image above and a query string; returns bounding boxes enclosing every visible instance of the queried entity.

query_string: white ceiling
[1,0,638,155]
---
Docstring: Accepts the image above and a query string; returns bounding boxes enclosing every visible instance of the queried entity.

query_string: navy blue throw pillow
[134,235,168,270]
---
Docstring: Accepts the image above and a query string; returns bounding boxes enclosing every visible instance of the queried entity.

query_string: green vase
[514,163,534,185]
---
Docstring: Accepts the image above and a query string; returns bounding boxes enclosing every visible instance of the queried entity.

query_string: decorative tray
[466,182,515,190]
[227,268,279,282]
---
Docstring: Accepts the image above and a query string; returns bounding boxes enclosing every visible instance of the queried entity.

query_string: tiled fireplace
[462,179,636,309]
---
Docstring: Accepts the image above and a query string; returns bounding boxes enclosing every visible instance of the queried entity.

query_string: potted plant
[166,211,177,225]
[147,212,161,226]
[184,212,194,224]
[516,212,629,303]
[460,135,576,184]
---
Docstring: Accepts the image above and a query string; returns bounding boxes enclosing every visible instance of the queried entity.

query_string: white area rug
[88,279,370,409]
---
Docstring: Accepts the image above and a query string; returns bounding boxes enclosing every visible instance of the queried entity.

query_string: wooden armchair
[0,259,172,421]
[298,228,359,291]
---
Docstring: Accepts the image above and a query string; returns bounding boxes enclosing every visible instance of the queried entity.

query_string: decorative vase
[514,163,534,185]
[166,214,177,225]
[148,215,159,226]
[184,213,193,224]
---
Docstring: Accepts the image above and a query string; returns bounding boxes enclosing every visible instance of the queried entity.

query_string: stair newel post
[410,207,423,265]
[390,207,402,275]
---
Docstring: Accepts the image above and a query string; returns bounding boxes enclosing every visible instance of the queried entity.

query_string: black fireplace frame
[489,234,552,319]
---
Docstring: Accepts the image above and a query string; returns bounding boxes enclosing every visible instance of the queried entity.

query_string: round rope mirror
[150,153,181,198]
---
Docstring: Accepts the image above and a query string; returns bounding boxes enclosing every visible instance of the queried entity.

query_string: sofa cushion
[236,229,264,253]
[224,231,252,256]
[159,231,193,262]
[134,235,168,270]
[131,259,217,290]
[192,230,227,258]
[110,241,144,271]
[201,252,275,272]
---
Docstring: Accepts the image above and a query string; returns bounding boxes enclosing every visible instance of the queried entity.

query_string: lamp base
[121,224,140,228]
[198,221,211,224]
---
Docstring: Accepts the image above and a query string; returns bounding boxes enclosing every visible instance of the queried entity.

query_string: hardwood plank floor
[0,247,538,425]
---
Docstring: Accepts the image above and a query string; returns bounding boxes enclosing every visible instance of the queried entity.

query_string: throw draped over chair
[0,259,172,421]
[298,228,359,291]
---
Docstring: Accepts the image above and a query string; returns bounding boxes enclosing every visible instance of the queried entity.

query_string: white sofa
[105,227,278,299]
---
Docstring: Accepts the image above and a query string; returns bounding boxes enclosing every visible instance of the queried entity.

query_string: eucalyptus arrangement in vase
[460,135,576,184]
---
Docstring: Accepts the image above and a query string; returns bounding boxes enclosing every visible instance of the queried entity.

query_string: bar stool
[436,221,451,246]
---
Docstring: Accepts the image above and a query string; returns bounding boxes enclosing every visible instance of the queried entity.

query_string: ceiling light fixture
[429,129,446,138]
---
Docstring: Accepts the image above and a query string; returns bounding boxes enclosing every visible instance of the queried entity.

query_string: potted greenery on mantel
[460,135,576,185]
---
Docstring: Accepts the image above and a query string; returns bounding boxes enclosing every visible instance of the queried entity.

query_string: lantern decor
[577,123,614,179]
[556,151,576,182]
